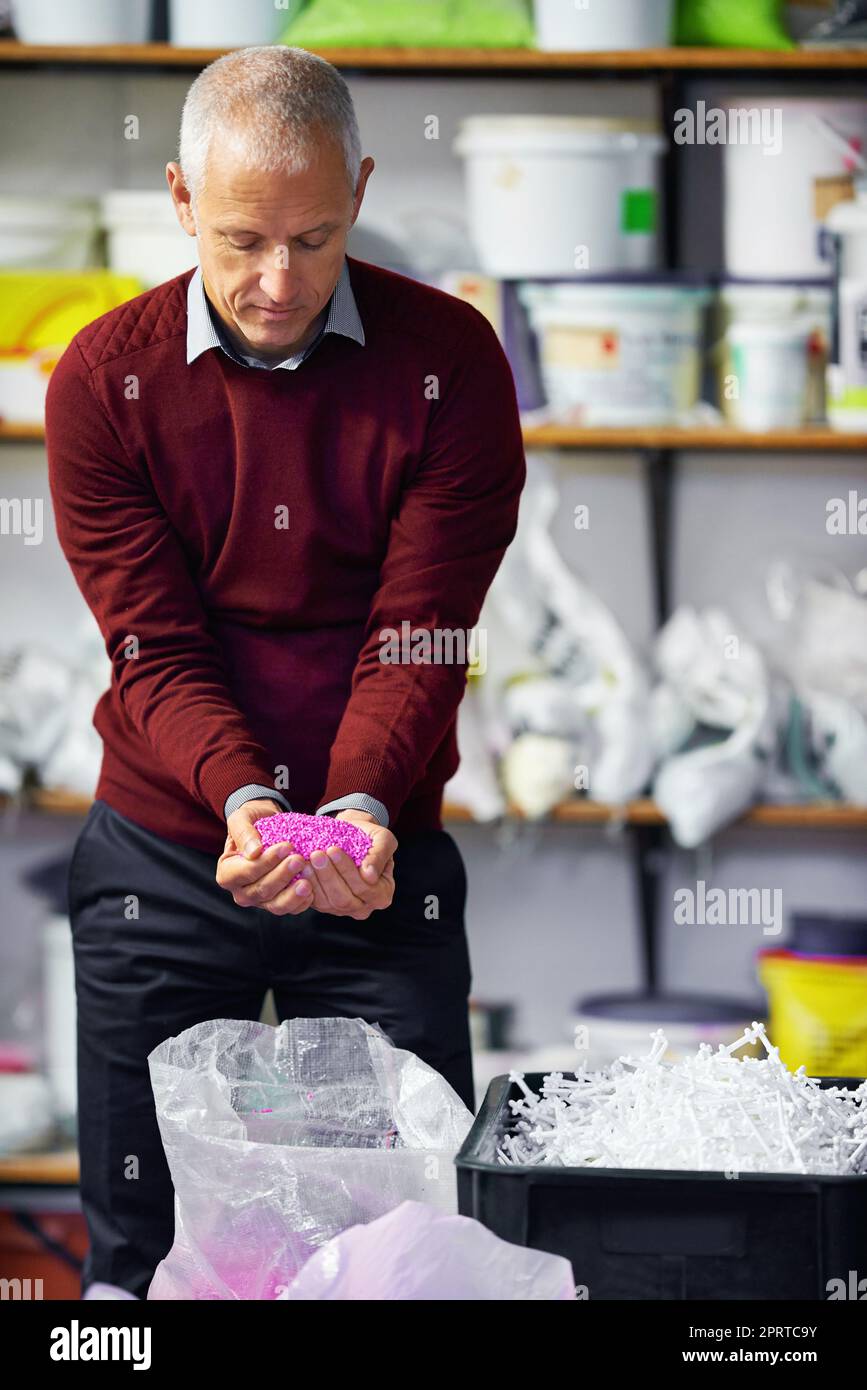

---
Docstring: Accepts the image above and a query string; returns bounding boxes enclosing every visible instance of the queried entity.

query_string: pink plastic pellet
[254,811,373,884]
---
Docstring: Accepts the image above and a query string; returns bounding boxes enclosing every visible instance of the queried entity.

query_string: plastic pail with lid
[726,319,812,430]
[100,191,196,288]
[717,280,831,424]
[533,0,675,51]
[0,197,100,270]
[454,117,665,277]
[724,97,867,278]
[519,278,710,426]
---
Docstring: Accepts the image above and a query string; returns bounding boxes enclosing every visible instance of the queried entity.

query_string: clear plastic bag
[147,1017,474,1300]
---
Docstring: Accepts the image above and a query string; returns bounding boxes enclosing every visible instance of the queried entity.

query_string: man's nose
[258,258,298,306]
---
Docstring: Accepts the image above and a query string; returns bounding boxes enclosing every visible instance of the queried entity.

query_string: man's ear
[166,161,197,239]
[350,156,375,228]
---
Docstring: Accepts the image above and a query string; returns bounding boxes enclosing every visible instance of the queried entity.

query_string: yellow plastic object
[0,271,143,425]
[759,949,867,1077]
[0,270,142,359]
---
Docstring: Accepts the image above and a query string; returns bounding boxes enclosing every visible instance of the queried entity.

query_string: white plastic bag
[475,460,654,815]
[279,1199,577,1301]
[147,1017,474,1300]
[764,563,867,805]
[651,607,776,846]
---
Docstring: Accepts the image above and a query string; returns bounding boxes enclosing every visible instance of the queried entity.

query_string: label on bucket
[622,189,657,235]
[546,326,620,370]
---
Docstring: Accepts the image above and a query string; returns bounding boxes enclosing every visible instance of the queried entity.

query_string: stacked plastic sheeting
[147,1017,475,1300]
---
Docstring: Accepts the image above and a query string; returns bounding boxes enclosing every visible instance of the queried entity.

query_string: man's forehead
[197,164,350,223]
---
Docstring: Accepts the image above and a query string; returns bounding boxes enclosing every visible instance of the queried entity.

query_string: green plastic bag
[675,0,795,49]
[280,0,534,49]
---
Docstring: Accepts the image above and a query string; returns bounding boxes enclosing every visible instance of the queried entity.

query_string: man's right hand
[216,798,313,913]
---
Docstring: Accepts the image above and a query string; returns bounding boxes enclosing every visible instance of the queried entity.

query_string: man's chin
[240,326,296,353]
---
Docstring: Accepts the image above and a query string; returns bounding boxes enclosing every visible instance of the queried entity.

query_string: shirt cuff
[223,784,292,819]
[316,793,389,828]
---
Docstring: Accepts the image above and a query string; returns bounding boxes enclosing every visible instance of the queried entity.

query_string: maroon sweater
[45,257,526,854]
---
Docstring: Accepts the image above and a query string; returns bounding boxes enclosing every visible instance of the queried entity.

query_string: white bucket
[726,319,812,431]
[0,196,100,269]
[520,280,710,426]
[168,0,292,46]
[724,97,867,279]
[718,282,831,424]
[454,116,665,278]
[101,191,196,288]
[11,0,151,43]
[0,351,55,425]
[534,0,675,51]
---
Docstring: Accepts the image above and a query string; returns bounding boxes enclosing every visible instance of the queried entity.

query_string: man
[46,45,525,1297]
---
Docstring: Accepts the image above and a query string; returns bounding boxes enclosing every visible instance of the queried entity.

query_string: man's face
[168,135,372,361]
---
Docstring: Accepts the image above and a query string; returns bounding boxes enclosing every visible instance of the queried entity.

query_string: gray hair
[178,45,362,206]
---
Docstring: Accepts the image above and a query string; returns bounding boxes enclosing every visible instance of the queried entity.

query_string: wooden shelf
[5,419,866,452]
[2,40,867,72]
[0,422,45,442]
[0,789,859,828]
[521,424,867,452]
[28,787,96,815]
[0,1148,79,1185]
[444,798,867,829]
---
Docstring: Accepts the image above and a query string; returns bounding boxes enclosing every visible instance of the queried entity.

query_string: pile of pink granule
[254,811,373,882]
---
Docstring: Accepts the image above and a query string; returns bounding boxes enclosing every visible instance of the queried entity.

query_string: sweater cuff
[318,756,404,829]
[316,793,389,828]
[199,747,286,824]
[224,784,292,820]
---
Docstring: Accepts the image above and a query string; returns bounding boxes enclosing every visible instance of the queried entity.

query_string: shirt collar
[186,257,364,370]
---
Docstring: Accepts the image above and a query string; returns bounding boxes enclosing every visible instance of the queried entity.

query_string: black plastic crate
[456,1072,867,1301]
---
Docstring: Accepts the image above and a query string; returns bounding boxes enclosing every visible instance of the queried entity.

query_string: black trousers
[67,797,474,1297]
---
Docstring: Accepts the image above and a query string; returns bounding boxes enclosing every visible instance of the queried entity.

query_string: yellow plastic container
[759,948,867,1076]
[0,270,141,425]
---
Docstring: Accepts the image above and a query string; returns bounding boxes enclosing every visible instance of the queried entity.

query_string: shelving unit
[2,786,864,831]
[2,35,865,1006]
[3,420,867,450]
[0,1149,78,1186]
[1,40,867,72]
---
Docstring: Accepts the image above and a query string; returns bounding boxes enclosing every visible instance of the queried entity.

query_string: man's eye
[298,240,326,252]
[227,240,256,251]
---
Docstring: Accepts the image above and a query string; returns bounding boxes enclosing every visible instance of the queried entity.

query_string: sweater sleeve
[316,308,527,825]
[45,338,281,822]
